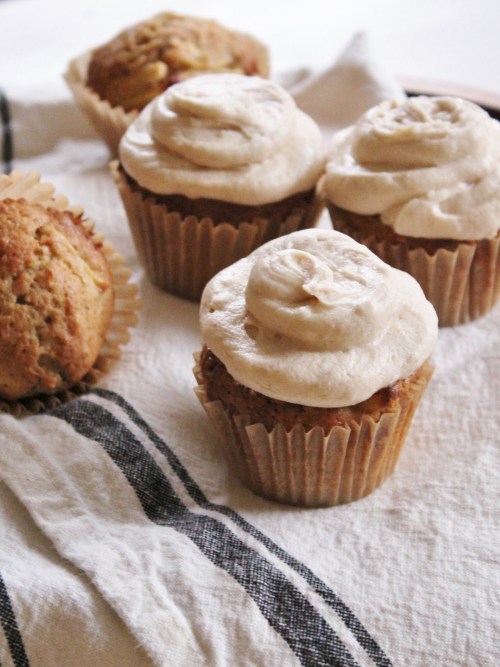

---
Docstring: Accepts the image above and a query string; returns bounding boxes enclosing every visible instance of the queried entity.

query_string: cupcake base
[194,351,434,507]
[327,203,500,327]
[0,171,140,417]
[112,162,325,301]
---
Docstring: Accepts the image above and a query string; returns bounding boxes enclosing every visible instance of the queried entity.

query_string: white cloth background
[0,2,499,666]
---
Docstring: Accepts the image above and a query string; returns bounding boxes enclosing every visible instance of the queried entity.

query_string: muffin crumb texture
[87,12,270,111]
[199,346,428,431]
[0,199,114,400]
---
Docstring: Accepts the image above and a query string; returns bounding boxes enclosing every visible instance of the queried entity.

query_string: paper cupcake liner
[112,161,324,301]
[328,203,500,327]
[0,170,140,417]
[64,51,138,156]
[193,357,433,507]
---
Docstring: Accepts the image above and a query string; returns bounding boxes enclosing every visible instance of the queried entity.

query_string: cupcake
[194,228,438,507]
[65,12,269,155]
[323,95,500,326]
[0,171,139,416]
[112,73,325,300]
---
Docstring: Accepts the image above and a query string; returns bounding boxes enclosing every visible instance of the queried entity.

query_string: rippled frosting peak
[200,229,437,407]
[245,245,393,350]
[119,73,325,205]
[324,96,500,240]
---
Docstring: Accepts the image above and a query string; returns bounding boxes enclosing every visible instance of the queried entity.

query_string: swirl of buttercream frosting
[119,73,325,205]
[245,246,394,349]
[200,229,437,408]
[323,96,500,240]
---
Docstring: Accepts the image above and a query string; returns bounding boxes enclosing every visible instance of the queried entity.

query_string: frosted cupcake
[323,95,500,326]
[113,73,325,300]
[194,228,437,507]
[65,12,269,155]
[0,171,139,416]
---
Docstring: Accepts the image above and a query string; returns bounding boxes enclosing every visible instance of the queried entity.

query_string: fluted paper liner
[328,204,500,327]
[0,171,140,417]
[194,356,434,507]
[112,161,325,301]
[64,51,138,156]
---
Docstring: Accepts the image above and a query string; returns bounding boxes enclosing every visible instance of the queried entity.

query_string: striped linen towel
[0,32,499,667]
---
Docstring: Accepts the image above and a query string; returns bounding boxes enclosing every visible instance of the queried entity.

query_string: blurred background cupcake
[65,12,270,155]
[0,171,139,416]
[195,228,438,507]
[323,95,500,326]
[112,73,325,300]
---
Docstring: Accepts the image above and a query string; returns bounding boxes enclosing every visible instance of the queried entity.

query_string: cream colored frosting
[119,73,325,205]
[323,96,500,240]
[200,229,437,407]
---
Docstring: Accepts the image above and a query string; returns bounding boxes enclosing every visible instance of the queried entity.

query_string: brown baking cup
[327,203,500,327]
[64,51,138,156]
[194,356,434,507]
[0,170,140,417]
[111,161,325,301]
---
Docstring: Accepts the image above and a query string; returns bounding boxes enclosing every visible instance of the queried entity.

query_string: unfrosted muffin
[65,12,269,154]
[0,199,114,400]
[0,171,140,413]
[195,228,438,507]
[113,73,325,300]
[323,95,500,326]
[87,12,269,111]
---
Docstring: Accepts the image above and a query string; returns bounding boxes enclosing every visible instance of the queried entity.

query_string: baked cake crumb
[0,199,114,400]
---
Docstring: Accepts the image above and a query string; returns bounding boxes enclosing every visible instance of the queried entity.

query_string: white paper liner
[0,170,140,417]
[328,204,500,327]
[111,161,325,301]
[193,356,433,507]
[64,51,138,156]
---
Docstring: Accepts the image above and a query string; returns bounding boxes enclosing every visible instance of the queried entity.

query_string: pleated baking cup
[111,161,325,301]
[64,51,138,156]
[193,357,434,507]
[327,203,500,327]
[0,170,140,417]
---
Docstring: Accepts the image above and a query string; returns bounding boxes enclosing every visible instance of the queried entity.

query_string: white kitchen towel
[289,32,406,135]
[0,31,499,667]
[0,481,152,667]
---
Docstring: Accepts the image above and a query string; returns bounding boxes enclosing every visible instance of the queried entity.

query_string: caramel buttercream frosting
[119,73,325,205]
[200,229,437,407]
[324,96,500,240]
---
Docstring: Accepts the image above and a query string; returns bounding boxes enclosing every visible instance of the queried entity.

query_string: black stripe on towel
[0,90,12,173]
[93,388,394,667]
[52,398,361,667]
[0,573,30,667]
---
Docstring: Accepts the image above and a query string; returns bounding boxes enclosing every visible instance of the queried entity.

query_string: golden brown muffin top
[87,12,270,111]
[0,199,114,400]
